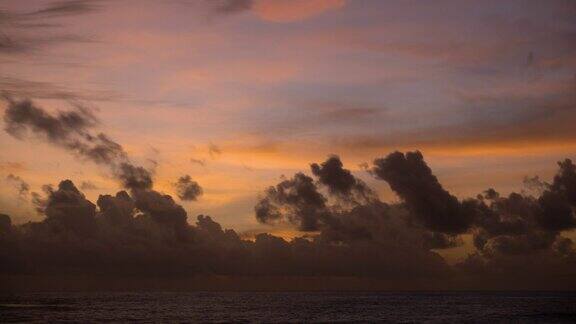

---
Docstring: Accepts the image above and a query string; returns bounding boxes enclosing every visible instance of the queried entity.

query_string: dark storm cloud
[371,151,475,234]
[473,190,555,255]
[131,189,188,227]
[1,151,576,288]
[310,155,375,204]
[42,179,97,234]
[536,159,576,231]
[464,158,576,261]
[256,151,576,281]
[96,190,134,225]
[174,175,203,201]
[255,172,329,231]
[255,156,377,231]
[0,213,11,233]
[115,163,153,191]
[366,151,576,275]
[2,97,153,191]
[256,155,462,251]
[382,152,576,277]
[454,168,576,279]
[0,178,449,279]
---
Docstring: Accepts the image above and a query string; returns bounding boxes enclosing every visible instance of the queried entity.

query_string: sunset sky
[1,0,575,250]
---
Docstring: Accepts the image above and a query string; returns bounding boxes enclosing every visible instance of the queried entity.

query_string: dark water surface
[1,291,576,323]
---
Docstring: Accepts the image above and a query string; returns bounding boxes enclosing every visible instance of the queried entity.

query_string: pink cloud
[253,0,346,22]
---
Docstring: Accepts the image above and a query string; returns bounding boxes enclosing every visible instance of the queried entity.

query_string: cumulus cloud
[254,151,576,283]
[0,151,575,289]
[538,191,575,232]
[311,155,375,204]
[116,163,153,191]
[174,175,203,201]
[96,190,134,225]
[465,158,576,269]
[1,101,576,287]
[371,151,475,234]
[256,172,329,231]
[0,178,449,280]
[256,155,464,250]
[41,179,97,234]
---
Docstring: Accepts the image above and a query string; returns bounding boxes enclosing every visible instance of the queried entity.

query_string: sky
[1,0,576,289]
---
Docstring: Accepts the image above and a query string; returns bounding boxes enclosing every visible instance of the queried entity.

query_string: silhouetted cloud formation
[464,158,576,275]
[542,159,576,230]
[1,107,576,287]
[116,163,153,191]
[256,172,329,231]
[0,177,449,279]
[371,151,475,234]
[311,155,375,204]
[4,97,97,140]
[254,152,576,282]
[174,175,203,201]
[3,97,153,191]
[256,155,463,249]
[42,179,97,234]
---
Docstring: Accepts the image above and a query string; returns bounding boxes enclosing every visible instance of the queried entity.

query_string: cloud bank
[1,97,576,290]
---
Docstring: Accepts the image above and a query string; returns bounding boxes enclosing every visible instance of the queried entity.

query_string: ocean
[1,291,576,323]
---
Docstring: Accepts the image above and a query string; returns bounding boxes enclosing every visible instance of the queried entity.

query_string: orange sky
[1,0,575,256]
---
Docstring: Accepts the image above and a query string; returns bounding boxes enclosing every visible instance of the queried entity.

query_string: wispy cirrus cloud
[0,0,101,55]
